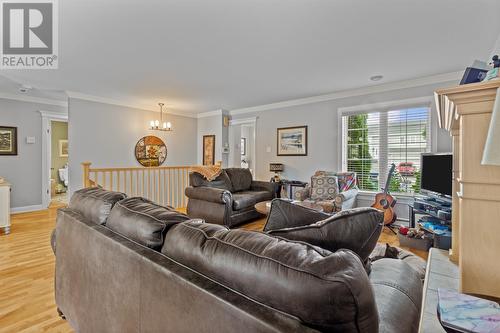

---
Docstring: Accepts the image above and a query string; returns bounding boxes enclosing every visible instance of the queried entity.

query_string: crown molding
[229,71,462,116]
[196,109,223,118]
[66,91,198,118]
[0,92,68,107]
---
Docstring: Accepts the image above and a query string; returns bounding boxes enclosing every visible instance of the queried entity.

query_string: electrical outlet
[26,136,36,144]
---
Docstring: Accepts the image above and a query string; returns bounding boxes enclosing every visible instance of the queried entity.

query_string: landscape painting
[59,140,69,157]
[135,135,167,167]
[0,126,17,156]
[277,126,307,156]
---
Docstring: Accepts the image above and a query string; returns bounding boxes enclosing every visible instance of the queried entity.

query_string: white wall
[229,81,455,183]
[0,98,67,209]
[68,98,197,194]
[491,33,500,58]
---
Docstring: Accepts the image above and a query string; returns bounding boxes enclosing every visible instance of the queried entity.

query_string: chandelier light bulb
[155,120,160,127]
[150,120,155,128]
[166,122,172,129]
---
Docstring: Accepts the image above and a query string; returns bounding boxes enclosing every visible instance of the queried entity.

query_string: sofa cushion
[162,222,379,332]
[232,191,273,210]
[267,207,383,264]
[106,197,191,250]
[370,258,423,333]
[310,175,338,200]
[225,168,252,192]
[189,170,233,191]
[68,187,126,225]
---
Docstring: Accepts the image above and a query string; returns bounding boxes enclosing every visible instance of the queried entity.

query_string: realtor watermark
[1,0,58,69]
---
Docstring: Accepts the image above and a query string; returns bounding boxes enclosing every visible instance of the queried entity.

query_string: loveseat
[185,168,280,227]
[53,187,423,333]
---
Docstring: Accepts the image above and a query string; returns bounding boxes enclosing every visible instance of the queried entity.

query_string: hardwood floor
[0,203,73,333]
[0,205,426,333]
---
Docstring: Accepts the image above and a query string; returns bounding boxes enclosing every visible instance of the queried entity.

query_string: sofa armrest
[185,186,232,205]
[264,199,331,232]
[251,181,280,197]
[294,186,311,201]
[335,188,359,204]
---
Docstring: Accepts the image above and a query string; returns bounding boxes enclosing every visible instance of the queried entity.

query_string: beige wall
[51,121,68,186]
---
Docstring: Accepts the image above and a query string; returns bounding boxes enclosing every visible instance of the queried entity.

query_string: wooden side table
[280,180,307,199]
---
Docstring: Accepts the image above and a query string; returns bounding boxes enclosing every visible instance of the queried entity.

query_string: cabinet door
[0,186,10,228]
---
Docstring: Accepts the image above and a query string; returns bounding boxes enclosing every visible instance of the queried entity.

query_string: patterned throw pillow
[336,172,357,192]
[310,175,338,200]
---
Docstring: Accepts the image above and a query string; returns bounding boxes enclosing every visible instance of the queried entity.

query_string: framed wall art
[277,126,307,156]
[59,139,69,157]
[203,135,215,165]
[0,126,18,156]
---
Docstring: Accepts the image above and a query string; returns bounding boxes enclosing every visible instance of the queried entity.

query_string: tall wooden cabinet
[435,80,500,298]
[0,180,11,234]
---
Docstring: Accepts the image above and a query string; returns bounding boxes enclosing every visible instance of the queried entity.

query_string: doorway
[228,118,256,175]
[50,121,69,204]
[40,111,68,208]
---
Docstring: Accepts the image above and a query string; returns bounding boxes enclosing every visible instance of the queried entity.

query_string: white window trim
[336,96,434,194]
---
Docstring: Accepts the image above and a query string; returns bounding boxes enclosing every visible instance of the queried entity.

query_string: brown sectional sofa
[53,187,423,333]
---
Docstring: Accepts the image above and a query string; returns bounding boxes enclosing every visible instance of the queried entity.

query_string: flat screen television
[420,153,452,197]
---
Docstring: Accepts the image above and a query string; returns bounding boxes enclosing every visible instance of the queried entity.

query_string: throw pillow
[336,172,357,192]
[310,175,338,200]
[267,207,383,269]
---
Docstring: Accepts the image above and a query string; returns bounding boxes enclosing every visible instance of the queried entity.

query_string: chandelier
[150,103,172,131]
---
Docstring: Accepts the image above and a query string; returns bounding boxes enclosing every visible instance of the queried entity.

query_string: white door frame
[229,117,257,176]
[40,110,68,208]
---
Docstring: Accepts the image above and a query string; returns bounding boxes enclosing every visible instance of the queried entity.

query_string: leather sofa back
[225,168,253,192]
[68,187,126,225]
[189,171,233,191]
[106,197,191,250]
[162,221,379,332]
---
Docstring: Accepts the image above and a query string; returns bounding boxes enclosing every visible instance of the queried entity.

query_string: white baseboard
[11,204,45,214]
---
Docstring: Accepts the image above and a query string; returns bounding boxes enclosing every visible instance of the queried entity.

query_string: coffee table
[255,201,272,215]
[254,200,324,216]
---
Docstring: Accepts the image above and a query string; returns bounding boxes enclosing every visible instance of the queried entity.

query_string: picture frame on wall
[277,126,308,156]
[203,135,215,165]
[0,126,18,156]
[59,139,69,157]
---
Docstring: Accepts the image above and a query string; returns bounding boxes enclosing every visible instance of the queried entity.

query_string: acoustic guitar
[371,163,397,225]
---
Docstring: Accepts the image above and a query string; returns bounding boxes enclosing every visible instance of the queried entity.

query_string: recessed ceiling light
[370,75,383,82]
[19,84,32,93]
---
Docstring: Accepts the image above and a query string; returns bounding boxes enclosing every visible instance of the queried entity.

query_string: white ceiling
[2,0,500,115]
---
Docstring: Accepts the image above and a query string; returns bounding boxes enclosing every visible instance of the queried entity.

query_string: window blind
[342,107,430,193]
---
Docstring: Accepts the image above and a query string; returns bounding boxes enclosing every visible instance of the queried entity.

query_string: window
[342,107,430,193]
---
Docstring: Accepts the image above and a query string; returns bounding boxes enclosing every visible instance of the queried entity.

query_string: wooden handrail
[81,162,202,209]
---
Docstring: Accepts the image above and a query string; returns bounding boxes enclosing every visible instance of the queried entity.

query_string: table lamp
[269,163,284,182]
